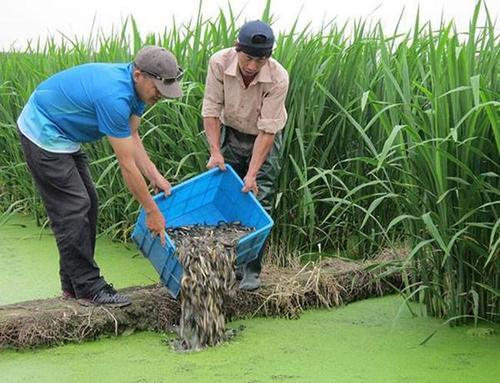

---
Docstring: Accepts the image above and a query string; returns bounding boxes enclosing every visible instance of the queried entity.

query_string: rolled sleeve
[202,57,224,118]
[257,78,289,134]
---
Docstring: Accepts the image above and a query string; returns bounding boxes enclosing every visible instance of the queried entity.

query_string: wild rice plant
[0,1,497,323]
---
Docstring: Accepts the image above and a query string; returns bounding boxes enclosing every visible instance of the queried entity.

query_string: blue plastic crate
[131,165,274,298]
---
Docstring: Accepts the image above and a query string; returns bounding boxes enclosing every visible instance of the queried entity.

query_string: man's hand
[152,174,172,197]
[242,174,258,195]
[146,209,166,246]
[206,152,226,171]
[108,135,167,246]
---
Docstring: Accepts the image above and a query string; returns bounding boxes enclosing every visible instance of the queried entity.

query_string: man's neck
[239,68,256,88]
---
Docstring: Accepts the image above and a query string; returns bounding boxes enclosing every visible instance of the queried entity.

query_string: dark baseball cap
[134,45,183,98]
[237,20,274,57]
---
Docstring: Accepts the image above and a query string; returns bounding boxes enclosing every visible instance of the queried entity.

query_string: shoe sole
[77,299,132,308]
[239,286,260,291]
[239,283,261,291]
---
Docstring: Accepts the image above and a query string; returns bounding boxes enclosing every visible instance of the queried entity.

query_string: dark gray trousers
[19,132,106,298]
[221,126,282,274]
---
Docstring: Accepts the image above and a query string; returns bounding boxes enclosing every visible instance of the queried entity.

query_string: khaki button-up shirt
[202,48,289,136]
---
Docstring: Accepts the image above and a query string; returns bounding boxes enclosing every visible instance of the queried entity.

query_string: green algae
[0,214,158,305]
[1,214,499,383]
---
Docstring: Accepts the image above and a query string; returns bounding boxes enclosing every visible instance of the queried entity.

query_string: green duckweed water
[0,214,158,304]
[1,215,499,383]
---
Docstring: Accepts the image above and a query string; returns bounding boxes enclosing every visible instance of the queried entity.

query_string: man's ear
[132,68,141,82]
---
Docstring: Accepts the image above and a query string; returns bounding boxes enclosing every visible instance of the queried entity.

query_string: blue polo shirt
[17,63,145,153]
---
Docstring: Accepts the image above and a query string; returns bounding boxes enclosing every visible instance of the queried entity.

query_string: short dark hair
[235,42,272,58]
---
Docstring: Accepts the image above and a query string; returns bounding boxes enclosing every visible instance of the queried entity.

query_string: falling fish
[167,223,254,351]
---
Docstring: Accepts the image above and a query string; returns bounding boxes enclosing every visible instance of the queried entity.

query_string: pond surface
[1,215,498,383]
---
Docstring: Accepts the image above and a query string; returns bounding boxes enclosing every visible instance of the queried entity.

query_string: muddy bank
[0,257,402,349]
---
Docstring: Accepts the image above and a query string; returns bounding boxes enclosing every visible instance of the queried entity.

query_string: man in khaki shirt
[202,20,289,290]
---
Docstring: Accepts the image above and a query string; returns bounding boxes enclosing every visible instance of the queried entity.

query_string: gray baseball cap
[134,45,183,98]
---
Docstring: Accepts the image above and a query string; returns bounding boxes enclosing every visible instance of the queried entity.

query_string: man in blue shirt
[17,45,183,307]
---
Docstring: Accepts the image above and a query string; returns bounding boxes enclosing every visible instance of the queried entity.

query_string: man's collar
[224,53,239,77]
[254,63,272,83]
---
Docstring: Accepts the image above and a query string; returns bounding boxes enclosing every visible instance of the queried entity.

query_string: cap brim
[154,79,183,99]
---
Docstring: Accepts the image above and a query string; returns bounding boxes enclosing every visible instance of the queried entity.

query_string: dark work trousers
[220,125,282,274]
[19,131,107,298]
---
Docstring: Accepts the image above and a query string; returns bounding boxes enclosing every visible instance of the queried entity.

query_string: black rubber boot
[235,266,244,281]
[239,243,265,291]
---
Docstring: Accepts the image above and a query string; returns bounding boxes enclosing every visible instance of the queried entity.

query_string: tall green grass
[0,1,498,323]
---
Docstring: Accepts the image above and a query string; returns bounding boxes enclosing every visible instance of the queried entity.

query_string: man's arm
[243,75,288,195]
[202,55,226,171]
[242,132,275,195]
[129,115,171,195]
[204,116,226,170]
[107,135,166,245]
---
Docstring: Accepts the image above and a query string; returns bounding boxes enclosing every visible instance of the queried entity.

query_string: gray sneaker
[80,284,131,307]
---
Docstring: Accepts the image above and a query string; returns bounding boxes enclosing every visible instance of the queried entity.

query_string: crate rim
[151,164,274,233]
